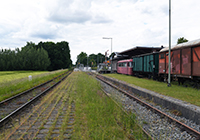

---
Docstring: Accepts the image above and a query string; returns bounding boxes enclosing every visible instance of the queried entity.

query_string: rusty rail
[96,74,200,139]
[0,71,72,127]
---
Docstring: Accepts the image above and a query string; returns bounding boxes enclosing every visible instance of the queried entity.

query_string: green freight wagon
[132,52,159,79]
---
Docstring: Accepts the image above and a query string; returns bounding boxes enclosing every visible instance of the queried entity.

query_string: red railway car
[117,59,133,75]
[159,39,200,85]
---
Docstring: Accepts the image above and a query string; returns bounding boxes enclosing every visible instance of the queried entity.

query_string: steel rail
[96,75,200,139]
[0,70,69,106]
[0,71,72,127]
[101,87,153,140]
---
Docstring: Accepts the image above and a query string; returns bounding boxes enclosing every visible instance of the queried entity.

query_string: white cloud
[0,0,200,64]
[47,0,92,24]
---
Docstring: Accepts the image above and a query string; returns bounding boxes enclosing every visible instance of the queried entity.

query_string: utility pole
[168,0,171,87]
[87,55,88,70]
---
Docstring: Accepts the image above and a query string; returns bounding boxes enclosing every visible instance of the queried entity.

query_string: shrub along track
[0,71,76,140]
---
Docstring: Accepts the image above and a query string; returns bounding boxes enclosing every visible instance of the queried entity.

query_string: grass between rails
[0,72,72,140]
[0,71,148,139]
[105,74,200,107]
[0,69,69,102]
[71,72,147,140]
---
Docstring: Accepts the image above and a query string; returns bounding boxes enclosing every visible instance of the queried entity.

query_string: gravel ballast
[99,79,199,140]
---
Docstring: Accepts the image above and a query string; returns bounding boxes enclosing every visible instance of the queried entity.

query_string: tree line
[0,41,72,71]
[76,52,111,67]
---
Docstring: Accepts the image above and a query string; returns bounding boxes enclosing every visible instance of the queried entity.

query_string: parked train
[117,59,133,75]
[115,39,200,87]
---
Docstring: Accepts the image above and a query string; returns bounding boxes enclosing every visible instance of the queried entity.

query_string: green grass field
[0,71,48,83]
[105,74,200,107]
[0,70,68,102]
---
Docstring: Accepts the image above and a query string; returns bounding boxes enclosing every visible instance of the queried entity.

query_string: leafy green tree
[88,54,96,66]
[0,42,51,71]
[89,58,96,67]
[76,52,87,66]
[35,41,72,71]
[177,37,188,44]
[35,48,51,70]
[55,41,72,69]
[0,49,16,70]
[19,43,51,70]
[75,52,106,67]
[97,53,105,64]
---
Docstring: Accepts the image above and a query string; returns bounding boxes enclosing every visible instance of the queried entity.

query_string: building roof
[112,46,163,61]
[118,46,162,57]
[160,38,200,52]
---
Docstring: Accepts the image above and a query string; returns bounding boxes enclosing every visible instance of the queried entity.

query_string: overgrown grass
[71,72,148,139]
[0,71,48,83]
[105,74,200,107]
[0,71,149,139]
[0,69,68,102]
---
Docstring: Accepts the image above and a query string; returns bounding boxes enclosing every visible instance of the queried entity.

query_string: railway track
[0,70,72,128]
[100,87,153,140]
[1,70,75,140]
[96,74,200,140]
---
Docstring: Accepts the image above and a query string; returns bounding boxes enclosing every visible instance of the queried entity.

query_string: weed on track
[1,71,146,140]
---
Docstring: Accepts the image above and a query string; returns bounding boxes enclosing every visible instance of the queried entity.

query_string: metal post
[110,38,112,54]
[168,0,171,87]
[87,55,88,70]
[111,38,112,73]
[103,37,113,73]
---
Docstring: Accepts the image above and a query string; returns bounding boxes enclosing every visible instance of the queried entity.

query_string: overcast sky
[1,0,200,64]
